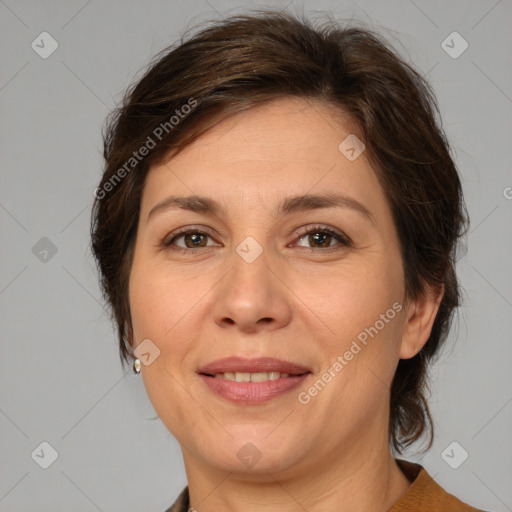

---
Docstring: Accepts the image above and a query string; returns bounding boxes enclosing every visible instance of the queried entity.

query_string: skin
[128,97,443,512]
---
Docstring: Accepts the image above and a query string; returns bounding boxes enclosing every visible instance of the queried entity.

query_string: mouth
[197,357,312,404]
[201,371,307,382]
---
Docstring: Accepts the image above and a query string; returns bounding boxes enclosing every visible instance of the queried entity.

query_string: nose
[211,244,293,333]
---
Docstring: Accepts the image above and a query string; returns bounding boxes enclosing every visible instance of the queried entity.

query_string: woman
[91,10,485,512]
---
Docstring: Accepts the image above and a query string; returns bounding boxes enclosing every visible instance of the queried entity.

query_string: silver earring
[133,358,141,374]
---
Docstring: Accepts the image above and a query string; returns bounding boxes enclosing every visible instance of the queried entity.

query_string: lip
[198,356,310,375]
[199,373,311,404]
[197,357,312,404]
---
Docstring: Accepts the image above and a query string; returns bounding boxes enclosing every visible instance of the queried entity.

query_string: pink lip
[197,357,311,404]
[198,356,310,375]
[199,373,310,404]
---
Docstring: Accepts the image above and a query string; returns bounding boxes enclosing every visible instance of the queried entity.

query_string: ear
[399,284,444,359]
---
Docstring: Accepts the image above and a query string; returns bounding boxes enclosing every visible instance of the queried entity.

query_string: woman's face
[129,97,414,477]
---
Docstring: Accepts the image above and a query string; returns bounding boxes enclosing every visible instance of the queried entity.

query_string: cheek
[129,263,198,431]
[129,260,194,341]
[295,252,405,400]
[128,259,210,392]
[296,255,403,339]
[129,270,161,341]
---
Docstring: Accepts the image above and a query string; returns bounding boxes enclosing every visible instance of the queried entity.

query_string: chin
[201,433,306,476]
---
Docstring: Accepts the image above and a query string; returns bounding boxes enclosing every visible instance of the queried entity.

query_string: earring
[133,358,141,374]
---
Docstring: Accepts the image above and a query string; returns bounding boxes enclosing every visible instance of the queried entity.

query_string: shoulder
[390,459,488,512]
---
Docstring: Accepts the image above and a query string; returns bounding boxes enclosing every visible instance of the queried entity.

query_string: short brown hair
[90,10,467,453]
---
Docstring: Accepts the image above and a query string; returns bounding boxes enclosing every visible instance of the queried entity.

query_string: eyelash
[162,225,351,254]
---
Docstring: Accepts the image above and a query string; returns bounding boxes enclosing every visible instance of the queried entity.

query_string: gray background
[1,0,511,511]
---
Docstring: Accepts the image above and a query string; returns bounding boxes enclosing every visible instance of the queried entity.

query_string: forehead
[140,97,386,217]
[169,97,359,168]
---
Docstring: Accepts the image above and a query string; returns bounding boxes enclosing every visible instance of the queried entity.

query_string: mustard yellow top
[164,459,486,511]
[389,459,485,511]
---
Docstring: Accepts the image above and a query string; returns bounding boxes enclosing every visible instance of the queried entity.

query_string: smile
[199,372,311,403]
[211,371,295,382]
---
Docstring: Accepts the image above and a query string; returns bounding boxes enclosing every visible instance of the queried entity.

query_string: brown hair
[90,10,467,453]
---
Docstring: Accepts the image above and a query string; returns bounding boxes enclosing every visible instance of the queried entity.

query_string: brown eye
[294,226,350,250]
[182,232,208,248]
[162,229,219,251]
[307,232,333,248]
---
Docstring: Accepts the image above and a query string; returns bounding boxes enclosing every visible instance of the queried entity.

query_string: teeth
[213,371,292,382]
[251,372,270,382]
[235,372,251,382]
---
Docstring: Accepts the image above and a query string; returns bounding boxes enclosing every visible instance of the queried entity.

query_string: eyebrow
[147,192,374,223]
